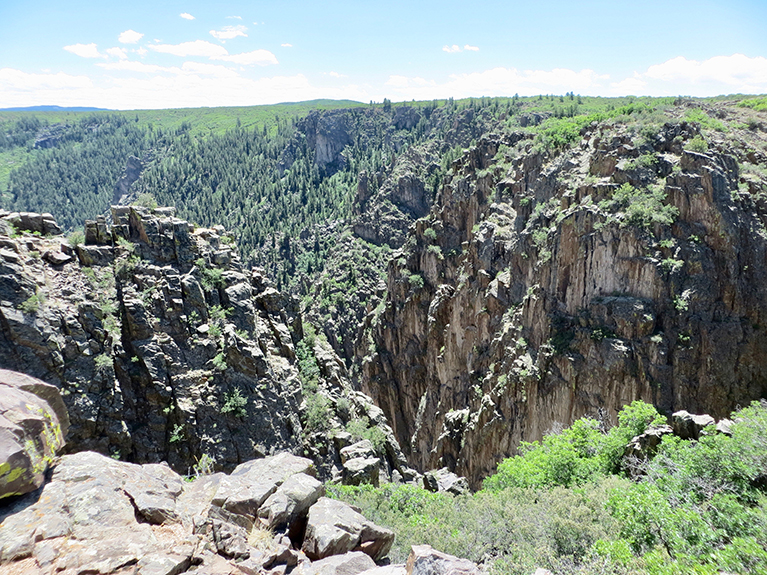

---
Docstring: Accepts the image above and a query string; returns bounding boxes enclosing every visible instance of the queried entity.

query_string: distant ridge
[0,105,110,112]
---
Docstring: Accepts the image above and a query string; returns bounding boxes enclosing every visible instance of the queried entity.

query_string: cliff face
[0,206,416,484]
[0,206,304,472]
[361,108,767,486]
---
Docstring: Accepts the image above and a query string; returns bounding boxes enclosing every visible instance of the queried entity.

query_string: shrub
[304,392,332,433]
[68,230,85,248]
[484,401,665,490]
[94,353,114,372]
[407,273,425,289]
[196,258,226,290]
[686,135,709,153]
[221,388,247,417]
[19,293,43,314]
[346,416,387,453]
[212,352,227,371]
[599,183,678,229]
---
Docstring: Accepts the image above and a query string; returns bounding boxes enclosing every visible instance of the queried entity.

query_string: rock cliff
[361,105,767,486]
[0,207,413,483]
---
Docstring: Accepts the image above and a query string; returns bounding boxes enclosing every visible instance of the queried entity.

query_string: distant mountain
[0,105,109,112]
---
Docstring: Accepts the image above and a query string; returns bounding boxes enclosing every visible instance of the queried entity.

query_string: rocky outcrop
[0,370,68,499]
[0,450,396,575]
[0,206,305,474]
[112,154,145,205]
[0,210,61,236]
[361,113,767,486]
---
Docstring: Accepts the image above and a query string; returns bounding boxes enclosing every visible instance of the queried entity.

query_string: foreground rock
[405,545,481,575]
[303,498,394,561]
[0,370,69,499]
[0,451,397,574]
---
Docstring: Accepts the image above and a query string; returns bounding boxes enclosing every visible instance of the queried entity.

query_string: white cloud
[213,49,278,66]
[118,30,144,44]
[97,60,240,78]
[443,45,461,53]
[385,67,607,100]
[149,40,228,58]
[135,47,148,57]
[281,43,293,48]
[227,15,242,20]
[98,60,176,74]
[180,13,195,20]
[464,45,479,52]
[106,47,129,60]
[0,68,94,107]
[611,54,767,96]
[64,43,105,59]
[329,71,346,78]
[210,25,248,41]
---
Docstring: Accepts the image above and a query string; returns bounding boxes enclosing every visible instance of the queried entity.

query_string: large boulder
[624,424,674,461]
[422,468,469,496]
[212,452,315,519]
[258,472,325,532]
[672,410,716,440]
[0,370,69,499]
[302,497,394,561]
[343,457,380,487]
[297,550,376,575]
[405,545,481,575]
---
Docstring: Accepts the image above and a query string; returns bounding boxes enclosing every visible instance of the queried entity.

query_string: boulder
[672,411,716,440]
[624,424,673,460]
[405,545,481,575]
[302,497,394,561]
[0,370,68,499]
[423,468,469,496]
[213,452,315,519]
[342,457,380,486]
[340,440,377,464]
[258,472,325,531]
[298,551,377,575]
[358,566,407,575]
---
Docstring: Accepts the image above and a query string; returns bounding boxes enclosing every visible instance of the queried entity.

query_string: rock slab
[0,369,69,499]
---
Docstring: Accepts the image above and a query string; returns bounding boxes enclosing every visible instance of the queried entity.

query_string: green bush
[608,401,767,570]
[685,135,709,153]
[599,183,679,229]
[304,391,331,433]
[221,388,247,417]
[19,293,43,314]
[346,416,387,453]
[485,401,665,490]
[407,273,425,289]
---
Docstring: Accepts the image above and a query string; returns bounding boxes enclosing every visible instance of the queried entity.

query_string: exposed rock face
[0,370,68,499]
[362,117,767,486]
[112,154,145,205]
[0,450,397,575]
[0,206,304,473]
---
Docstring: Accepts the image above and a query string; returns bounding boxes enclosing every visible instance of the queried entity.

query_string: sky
[1,0,766,110]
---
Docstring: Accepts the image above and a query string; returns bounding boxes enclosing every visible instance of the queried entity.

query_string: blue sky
[1,0,766,109]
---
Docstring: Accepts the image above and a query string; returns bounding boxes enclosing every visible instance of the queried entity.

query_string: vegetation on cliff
[331,400,767,575]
